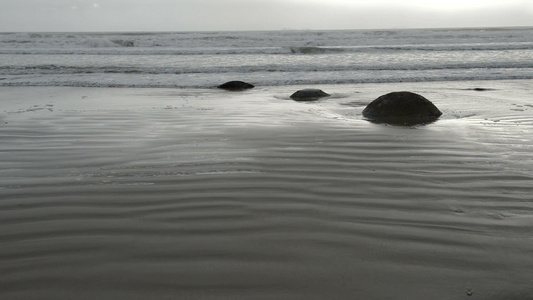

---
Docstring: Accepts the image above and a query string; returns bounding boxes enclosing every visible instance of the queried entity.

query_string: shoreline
[2,79,532,123]
[2,77,533,90]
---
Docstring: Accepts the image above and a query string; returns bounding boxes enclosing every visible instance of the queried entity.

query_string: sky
[0,0,532,32]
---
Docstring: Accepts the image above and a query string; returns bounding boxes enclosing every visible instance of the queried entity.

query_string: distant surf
[1,27,533,88]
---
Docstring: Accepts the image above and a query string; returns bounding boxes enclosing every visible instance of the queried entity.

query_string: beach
[1,80,532,299]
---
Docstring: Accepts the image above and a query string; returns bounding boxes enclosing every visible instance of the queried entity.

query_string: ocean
[1,27,533,88]
[1,28,533,300]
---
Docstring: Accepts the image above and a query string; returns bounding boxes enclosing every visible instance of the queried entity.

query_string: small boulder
[290,89,330,101]
[362,91,442,125]
[218,81,254,91]
[465,88,495,91]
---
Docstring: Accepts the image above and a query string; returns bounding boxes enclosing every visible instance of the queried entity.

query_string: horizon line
[1,25,532,34]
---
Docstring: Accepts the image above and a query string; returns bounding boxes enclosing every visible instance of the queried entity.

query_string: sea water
[1,27,533,88]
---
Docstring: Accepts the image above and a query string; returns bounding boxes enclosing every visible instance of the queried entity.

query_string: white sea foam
[1,28,532,87]
[84,38,121,48]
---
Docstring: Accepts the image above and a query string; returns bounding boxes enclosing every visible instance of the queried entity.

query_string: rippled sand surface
[1,81,532,300]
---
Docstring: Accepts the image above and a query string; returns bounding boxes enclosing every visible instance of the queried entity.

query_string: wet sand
[1,80,533,300]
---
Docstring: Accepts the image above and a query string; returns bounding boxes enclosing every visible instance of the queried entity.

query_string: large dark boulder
[290,89,330,101]
[218,81,254,91]
[362,91,442,125]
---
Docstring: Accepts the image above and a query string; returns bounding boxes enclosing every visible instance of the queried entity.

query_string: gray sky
[1,0,532,32]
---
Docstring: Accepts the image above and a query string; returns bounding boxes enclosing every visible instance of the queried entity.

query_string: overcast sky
[1,0,532,32]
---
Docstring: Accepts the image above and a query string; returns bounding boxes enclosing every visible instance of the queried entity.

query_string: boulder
[465,88,495,91]
[362,91,442,125]
[218,81,254,91]
[290,89,330,101]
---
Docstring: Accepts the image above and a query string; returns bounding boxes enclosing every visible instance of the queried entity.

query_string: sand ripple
[1,85,532,299]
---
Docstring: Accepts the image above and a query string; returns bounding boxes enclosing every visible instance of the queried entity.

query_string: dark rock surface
[362,91,442,125]
[290,89,330,101]
[464,88,496,91]
[218,81,255,91]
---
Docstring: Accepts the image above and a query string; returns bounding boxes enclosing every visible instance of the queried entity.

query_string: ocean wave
[2,68,532,88]
[2,42,533,56]
[2,28,532,88]
[288,43,533,54]
[84,38,135,48]
[2,62,533,76]
[2,28,533,56]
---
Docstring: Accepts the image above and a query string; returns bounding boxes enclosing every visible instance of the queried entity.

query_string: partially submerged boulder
[465,88,495,91]
[290,89,330,101]
[218,81,254,91]
[362,91,442,125]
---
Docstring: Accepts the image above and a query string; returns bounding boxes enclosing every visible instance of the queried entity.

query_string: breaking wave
[1,27,533,87]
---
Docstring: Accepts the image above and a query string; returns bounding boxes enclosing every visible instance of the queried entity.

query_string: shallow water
[1,82,532,299]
